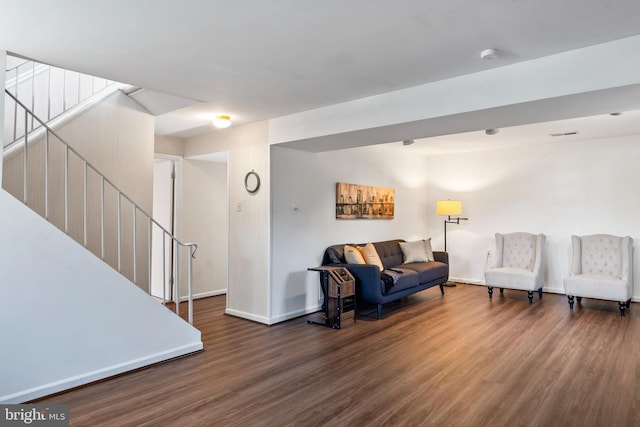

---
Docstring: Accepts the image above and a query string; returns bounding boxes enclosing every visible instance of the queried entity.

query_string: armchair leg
[626,299,631,308]
[488,286,494,299]
[619,301,627,317]
[527,291,533,304]
[568,295,575,309]
[499,288,504,294]
[377,304,382,320]
[439,284,444,295]
[538,288,543,299]
[577,296,582,303]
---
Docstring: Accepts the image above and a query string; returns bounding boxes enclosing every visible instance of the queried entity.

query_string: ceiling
[2,0,640,145]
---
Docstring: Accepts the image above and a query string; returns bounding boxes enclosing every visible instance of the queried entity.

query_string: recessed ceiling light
[480,48,499,60]
[213,115,232,128]
[485,128,499,135]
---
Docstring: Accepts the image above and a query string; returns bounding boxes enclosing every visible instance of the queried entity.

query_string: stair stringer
[0,188,203,404]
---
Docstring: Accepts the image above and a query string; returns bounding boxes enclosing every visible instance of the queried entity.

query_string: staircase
[3,56,198,324]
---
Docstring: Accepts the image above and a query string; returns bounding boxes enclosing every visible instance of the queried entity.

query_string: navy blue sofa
[322,239,449,318]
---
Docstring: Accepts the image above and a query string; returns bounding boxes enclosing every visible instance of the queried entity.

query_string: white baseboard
[268,305,322,325]
[0,342,203,404]
[224,308,270,325]
[178,289,226,302]
[450,277,484,285]
[449,280,640,303]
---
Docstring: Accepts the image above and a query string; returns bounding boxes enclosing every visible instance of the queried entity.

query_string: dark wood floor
[37,284,640,426]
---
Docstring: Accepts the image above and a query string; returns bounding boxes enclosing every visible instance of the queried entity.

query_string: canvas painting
[336,182,394,219]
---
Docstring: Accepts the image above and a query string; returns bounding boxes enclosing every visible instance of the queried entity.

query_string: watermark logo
[0,405,68,426]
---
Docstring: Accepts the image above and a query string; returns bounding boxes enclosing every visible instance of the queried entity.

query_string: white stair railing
[3,89,198,324]
[4,57,120,148]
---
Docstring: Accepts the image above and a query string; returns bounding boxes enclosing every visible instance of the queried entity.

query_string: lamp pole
[442,215,468,287]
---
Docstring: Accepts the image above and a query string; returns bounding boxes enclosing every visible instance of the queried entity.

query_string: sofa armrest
[433,251,448,265]
[333,263,384,303]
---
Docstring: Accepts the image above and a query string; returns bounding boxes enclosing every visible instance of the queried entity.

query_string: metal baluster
[44,131,49,220]
[23,114,28,205]
[175,242,180,316]
[188,244,194,324]
[62,69,66,112]
[83,162,88,247]
[162,232,166,305]
[117,192,121,272]
[31,62,35,131]
[47,66,52,121]
[148,218,152,294]
[64,147,68,233]
[13,67,18,141]
[101,177,105,259]
[133,205,137,284]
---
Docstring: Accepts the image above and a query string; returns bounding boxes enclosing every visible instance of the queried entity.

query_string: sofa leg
[568,295,575,309]
[577,296,582,303]
[619,301,626,317]
[527,291,533,304]
[626,299,631,308]
[439,284,444,295]
[538,288,543,299]
[488,286,493,299]
[377,304,382,320]
[499,288,504,294]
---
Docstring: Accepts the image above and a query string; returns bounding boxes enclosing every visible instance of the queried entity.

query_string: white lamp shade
[213,115,232,128]
[437,200,462,216]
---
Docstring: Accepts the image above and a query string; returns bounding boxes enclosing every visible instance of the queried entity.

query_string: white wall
[425,135,640,297]
[184,122,270,323]
[0,50,5,181]
[270,144,431,322]
[181,159,228,298]
[155,134,185,157]
[0,189,202,403]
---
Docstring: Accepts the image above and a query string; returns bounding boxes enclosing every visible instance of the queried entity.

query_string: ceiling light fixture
[609,112,623,116]
[213,115,232,128]
[549,131,578,137]
[480,48,499,60]
[485,128,499,135]
[402,139,414,146]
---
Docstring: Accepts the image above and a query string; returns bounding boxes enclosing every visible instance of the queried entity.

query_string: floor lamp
[436,200,468,287]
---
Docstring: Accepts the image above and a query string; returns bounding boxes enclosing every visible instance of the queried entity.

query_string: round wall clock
[244,170,261,194]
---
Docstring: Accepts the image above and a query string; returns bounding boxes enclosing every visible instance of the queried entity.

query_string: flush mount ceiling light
[485,128,499,135]
[480,48,499,60]
[402,139,414,146]
[609,112,623,116]
[549,131,578,137]
[213,115,232,128]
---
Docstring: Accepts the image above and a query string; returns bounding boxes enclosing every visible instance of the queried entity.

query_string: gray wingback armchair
[484,232,546,304]
[563,234,633,316]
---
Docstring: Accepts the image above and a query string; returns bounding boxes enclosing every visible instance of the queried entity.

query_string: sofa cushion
[373,240,404,269]
[399,240,427,263]
[399,239,435,263]
[344,245,366,264]
[401,261,449,284]
[323,245,345,264]
[359,242,384,271]
[564,274,631,301]
[381,268,420,294]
